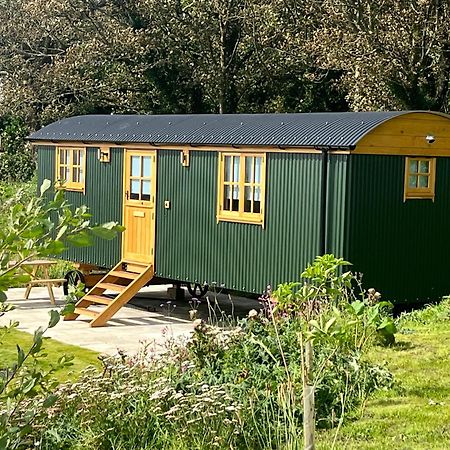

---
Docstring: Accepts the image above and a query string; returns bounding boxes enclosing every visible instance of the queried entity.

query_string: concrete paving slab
[2,286,193,356]
[2,285,261,356]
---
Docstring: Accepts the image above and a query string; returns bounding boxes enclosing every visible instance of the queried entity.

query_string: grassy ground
[0,328,101,382]
[318,303,450,449]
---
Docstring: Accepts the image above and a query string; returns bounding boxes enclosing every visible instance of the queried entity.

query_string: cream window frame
[403,157,436,201]
[56,147,86,192]
[217,152,266,226]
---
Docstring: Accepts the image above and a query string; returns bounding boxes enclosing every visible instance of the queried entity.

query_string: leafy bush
[27,255,395,450]
[0,116,35,182]
[0,180,124,449]
[398,297,450,329]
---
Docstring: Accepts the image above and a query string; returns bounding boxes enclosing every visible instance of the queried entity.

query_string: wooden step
[96,282,126,292]
[65,260,154,327]
[123,262,147,274]
[109,270,139,280]
[83,294,112,305]
[74,307,99,318]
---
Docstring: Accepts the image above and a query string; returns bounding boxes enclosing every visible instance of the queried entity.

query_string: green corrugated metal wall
[155,150,323,293]
[326,155,348,257]
[37,145,123,268]
[346,154,450,303]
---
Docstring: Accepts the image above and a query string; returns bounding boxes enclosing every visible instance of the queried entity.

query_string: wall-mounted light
[426,135,436,144]
[98,146,111,162]
[181,149,190,167]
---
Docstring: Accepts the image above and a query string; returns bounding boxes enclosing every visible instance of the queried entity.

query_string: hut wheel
[63,270,87,296]
[186,283,209,298]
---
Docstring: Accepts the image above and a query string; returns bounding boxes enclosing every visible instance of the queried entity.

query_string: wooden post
[303,339,315,450]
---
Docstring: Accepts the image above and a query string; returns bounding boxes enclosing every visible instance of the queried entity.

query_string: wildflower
[193,319,203,329]
[248,309,258,319]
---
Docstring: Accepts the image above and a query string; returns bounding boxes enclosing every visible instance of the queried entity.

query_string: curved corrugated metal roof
[28,111,449,148]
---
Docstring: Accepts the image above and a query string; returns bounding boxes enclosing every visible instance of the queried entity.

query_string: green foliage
[0,116,35,182]
[317,308,450,449]
[0,179,123,449]
[25,255,395,449]
[398,297,450,330]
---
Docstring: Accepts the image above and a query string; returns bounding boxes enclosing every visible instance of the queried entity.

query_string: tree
[0,116,35,182]
[303,0,450,111]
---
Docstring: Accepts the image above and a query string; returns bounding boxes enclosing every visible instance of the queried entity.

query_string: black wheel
[63,270,87,296]
[186,283,209,298]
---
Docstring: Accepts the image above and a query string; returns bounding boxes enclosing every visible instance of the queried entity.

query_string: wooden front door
[122,150,156,264]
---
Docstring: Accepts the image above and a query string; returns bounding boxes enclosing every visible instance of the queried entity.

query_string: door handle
[125,190,129,200]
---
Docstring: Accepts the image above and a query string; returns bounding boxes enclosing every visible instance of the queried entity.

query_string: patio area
[1,285,261,355]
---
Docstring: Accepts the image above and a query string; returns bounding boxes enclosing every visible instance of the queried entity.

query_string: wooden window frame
[55,147,86,192]
[403,156,436,201]
[124,151,156,206]
[217,152,266,226]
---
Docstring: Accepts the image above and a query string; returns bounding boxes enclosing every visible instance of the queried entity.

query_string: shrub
[0,116,35,182]
[29,256,395,450]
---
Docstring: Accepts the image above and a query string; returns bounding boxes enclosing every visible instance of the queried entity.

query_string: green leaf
[324,317,336,333]
[61,303,75,315]
[48,309,60,328]
[22,377,36,394]
[65,232,94,247]
[350,300,365,316]
[40,179,51,196]
[42,394,58,408]
[377,318,397,335]
[44,240,66,255]
[90,226,118,240]
[56,225,68,241]
[16,345,25,366]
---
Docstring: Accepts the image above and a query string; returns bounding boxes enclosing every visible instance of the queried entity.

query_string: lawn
[317,307,450,449]
[0,328,101,382]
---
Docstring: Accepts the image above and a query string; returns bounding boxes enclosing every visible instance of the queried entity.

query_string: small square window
[56,147,86,192]
[217,153,266,225]
[404,157,436,201]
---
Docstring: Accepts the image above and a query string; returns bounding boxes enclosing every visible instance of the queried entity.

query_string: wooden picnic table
[20,259,65,305]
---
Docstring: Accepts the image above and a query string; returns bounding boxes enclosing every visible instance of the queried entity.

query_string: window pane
[232,185,239,211]
[408,175,417,188]
[244,186,252,212]
[130,179,140,199]
[409,160,418,174]
[72,167,80,183]
[73,150,79,165]
[254,157,262,184]
[65,167,70,181]
[131,156,140,177]
[142,156,151,178]
[141,180,151,201]
[233,156,240,182]
[223,185,231,210]
[254,186,261,202]
[79,150,84,166]
[59,167,65,181]
[419,160,429,174]
[245,157,253,183]
[418,175,429,188]
[253,200,261,214]
[59,149,67,164]
[79,168,84,183]
[224,156,232,182]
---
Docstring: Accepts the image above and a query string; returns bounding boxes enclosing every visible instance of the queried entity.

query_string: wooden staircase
[64,261,154,327]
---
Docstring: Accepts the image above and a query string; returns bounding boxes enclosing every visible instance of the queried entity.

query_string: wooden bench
[20,260,65,305]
